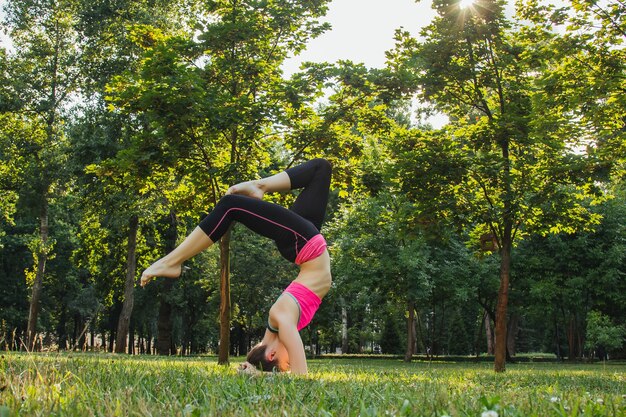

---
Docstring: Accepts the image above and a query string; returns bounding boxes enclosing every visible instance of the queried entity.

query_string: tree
[0,56,20,235]
[380,311,402,355]
[1,0,84,349]
[387,0,609,371]
[0,114,31,347]
[0,113,25,240]
[106,0,332,362]
[67,0,203,354]
[584,310,625,360]
[517,0,625,180]
[329,187,434,359]
[512,182,626,359]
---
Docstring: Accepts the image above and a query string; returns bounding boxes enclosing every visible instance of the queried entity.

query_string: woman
[140,159,332,375]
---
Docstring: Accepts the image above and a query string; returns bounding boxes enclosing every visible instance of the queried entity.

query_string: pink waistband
[295,234,327,265]
[283,282,322,331]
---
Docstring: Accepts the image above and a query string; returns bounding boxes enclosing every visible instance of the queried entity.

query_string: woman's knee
[218,194,243,206]
[312,158,332,176]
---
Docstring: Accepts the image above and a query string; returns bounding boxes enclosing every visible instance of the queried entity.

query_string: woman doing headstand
[140,159,332,375]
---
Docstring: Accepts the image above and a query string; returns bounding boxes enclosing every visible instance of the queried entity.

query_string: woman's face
[270,340,290,372]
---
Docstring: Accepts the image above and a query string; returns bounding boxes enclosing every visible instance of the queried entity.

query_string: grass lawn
[0,352,624,416]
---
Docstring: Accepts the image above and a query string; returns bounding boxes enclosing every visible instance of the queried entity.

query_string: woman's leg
[141,227,213,286]
[142,194,320,286]
[198,194,318,245]
[226,171,291,198]
[285,159,332,231]
[143,170,294,286]
[141,159,331,286]
[227,158,331,230]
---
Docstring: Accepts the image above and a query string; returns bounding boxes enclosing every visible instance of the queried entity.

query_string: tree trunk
[439,302,446,355]
[494,227,512,372]
[412,312,418,354]
[237,323,247,357]
[218,229,232,365]
[129,323,135,355]
[415,310,426,354]
[429,305,436,356]
[115,215,139,353]
[309,328,316,358]
[157,211,178,355]
[485,311,494,355]
[567,314,583,360]
[507,313,518,357]
[75,314,86,351]
[341,297,348,354]
[474,311,483,357]
[404,300,416,362]
[57,307,68,350]
[577,320,584,360]
[27,200,49,351]
[108,330,115,353]
[156,279,174,354]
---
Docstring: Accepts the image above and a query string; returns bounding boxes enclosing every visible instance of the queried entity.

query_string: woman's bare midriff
[294,249,332,299]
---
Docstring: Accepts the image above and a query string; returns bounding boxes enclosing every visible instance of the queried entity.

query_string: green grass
[0,353,624,416]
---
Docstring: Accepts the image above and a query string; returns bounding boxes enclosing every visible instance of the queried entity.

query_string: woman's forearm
[279,325,308,374]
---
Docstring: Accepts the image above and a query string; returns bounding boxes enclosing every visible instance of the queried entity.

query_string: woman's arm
[270,298,308,375]
[278,323,307,374]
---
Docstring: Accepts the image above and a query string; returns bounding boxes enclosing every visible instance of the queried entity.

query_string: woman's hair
[246,343,281,372]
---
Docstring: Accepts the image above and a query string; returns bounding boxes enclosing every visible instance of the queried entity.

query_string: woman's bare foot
[226,180,265,200]
[140,258,182,287]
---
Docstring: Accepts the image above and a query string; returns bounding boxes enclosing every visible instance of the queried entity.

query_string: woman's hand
[238,361,262,375]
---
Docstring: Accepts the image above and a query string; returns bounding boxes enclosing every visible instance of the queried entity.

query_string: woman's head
[245,342,289,372]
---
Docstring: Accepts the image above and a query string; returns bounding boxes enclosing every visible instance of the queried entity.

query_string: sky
[281,0,449,126]
[0,0,446,125]
[1,0,524,127]
[0,0,439,70]
[282,0,438,76]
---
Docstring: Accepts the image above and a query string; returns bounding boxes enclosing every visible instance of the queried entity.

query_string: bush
[584,310,625,359]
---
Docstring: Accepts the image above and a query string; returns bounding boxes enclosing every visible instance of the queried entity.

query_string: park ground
[0,353,624,416]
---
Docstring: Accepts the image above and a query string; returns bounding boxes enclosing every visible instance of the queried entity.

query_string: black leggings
[198,159,332,263]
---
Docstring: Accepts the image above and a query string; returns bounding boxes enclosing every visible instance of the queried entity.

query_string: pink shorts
[295,234,327,265]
